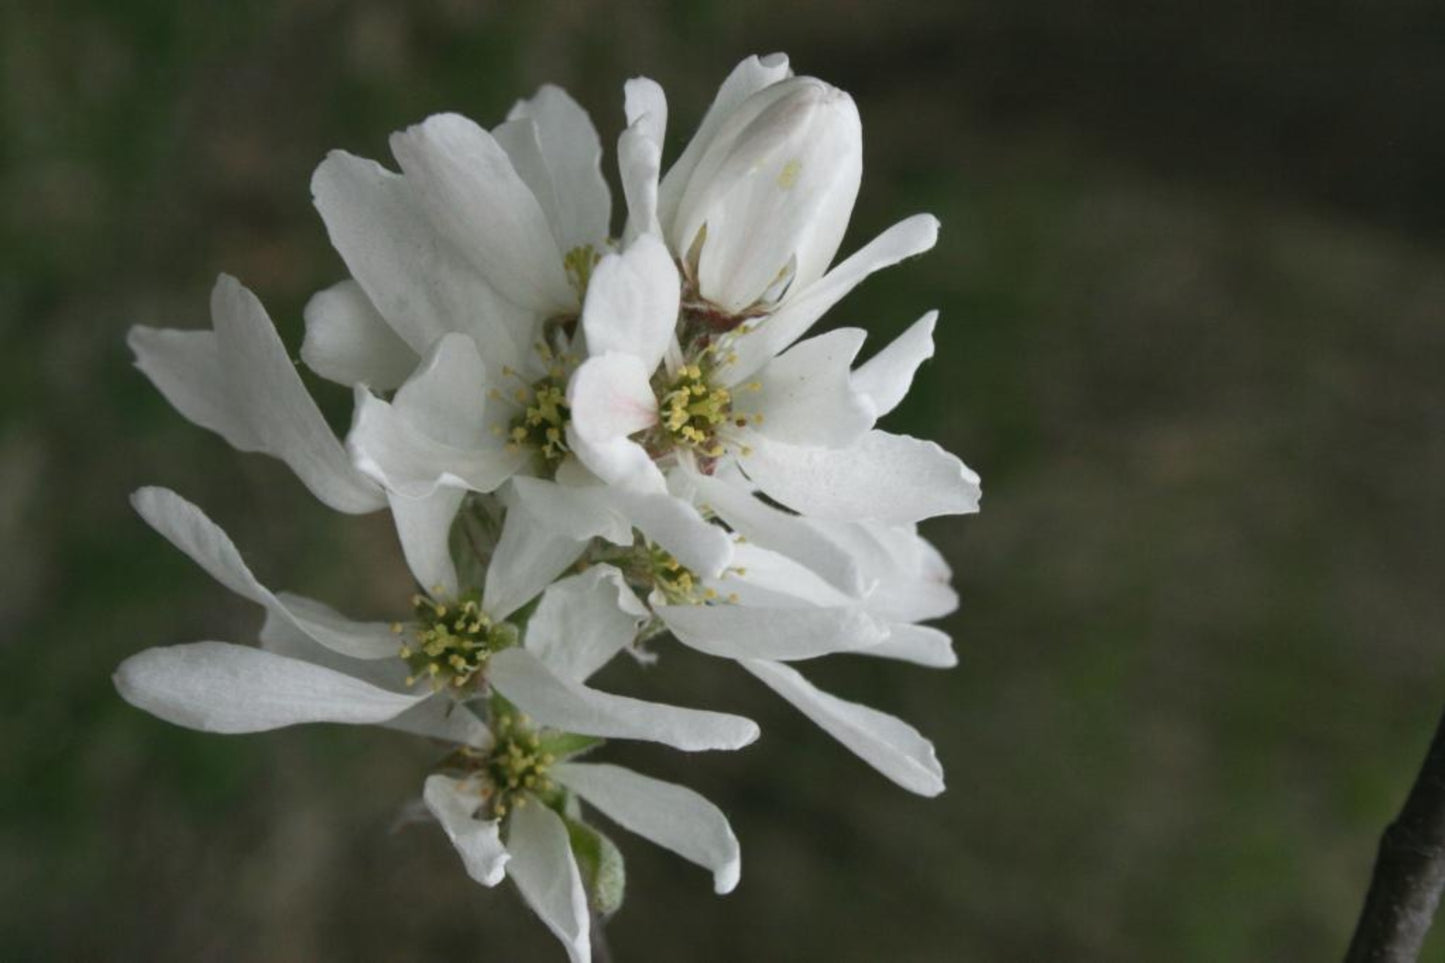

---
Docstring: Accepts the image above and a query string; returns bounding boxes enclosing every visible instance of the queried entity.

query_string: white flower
[115,487,758,754]
[566,234,977,525]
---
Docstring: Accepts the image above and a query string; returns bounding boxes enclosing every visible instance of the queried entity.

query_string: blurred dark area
[3,1,1443,960]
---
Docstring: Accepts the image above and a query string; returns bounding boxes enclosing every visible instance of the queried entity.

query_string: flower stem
[1345,705,1445,962]
[591,909,614,963]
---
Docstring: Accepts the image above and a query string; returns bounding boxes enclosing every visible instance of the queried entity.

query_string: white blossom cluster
[115,54,980,961]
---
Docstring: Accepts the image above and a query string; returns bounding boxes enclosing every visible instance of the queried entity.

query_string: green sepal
[538,731,605,761]
[564,815,626,917]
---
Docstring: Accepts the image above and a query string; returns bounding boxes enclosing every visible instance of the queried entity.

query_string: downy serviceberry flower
[116,486,753,963]
[120,51,980,963]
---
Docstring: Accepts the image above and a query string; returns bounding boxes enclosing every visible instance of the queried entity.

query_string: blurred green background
[3,1,1443,960]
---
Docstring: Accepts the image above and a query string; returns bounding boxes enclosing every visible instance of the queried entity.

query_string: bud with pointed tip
[663,76,863,315]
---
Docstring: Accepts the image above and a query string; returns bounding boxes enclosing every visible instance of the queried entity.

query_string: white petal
[506,797,590,963]
[726,214,939,381]
[347,335,527,500]
[300,279,417,389]
[310,150,533,371]
[526,566,648,683]
[567,352,661,443]
[257,608,406,691]
[656,602,887,661]
[851,310,937,419]
[858,623,957,669]
[679,471,865,595]
[132,277,385,514]
[619,77,667,243]
[482,499,587,621]
[707,541,858,609]
[657,53,791,231]
[390,333,492,447]
[740,430,980,524]
[487,648,758,752]
[608,487,734,579]
[114,642,426,734]
[209,275,386,513]
[740,659,945,796]
[133,486,398,659]
[383,697,492,745]
[503,85,612,254]
[566,352,664,493]
[555,761,740,894]
[389,489,465,599]
[349,390,526,498]
[390,113,574,315]
[507,477,634,546]
[129,326,259,449]
[738,326,873,446]
[580,235,679,374]
[424,775,510,886]
[511,478,732,579]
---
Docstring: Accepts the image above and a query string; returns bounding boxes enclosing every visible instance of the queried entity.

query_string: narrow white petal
[656,603,888,661]
[114,642,426,734]
[482,501,587,621]
[129,326,259,449]
[383,697,492,745]
[388,489,465,600]
[858,623,957,669]
[211,274,386,513]
[739,326,873,446]
[390,113,574,315]
[133,486,396,659]
[707,541,858,609]
[555,761,741,894]
[580,235,679,374]
[257,608,406,690]
[679,472,865,595]
[619,77,667,242]
[506,798,591,963]
[310,150,534,370]
[851,311,937,419]
[740,430,980,524]
[741,659,945,796]
[424,775,510,886]
[504,85,612,254]
[488,648,758,752]
[726,214,940,381]
[526,566,648,683]
[300,279,418,389]
[134,277,385,514]
[271,592,401,660]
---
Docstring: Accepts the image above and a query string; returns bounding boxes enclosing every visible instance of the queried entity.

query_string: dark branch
[1345,707,1445,962]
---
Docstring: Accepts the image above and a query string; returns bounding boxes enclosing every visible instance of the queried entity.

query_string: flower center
[497,340,577,469]
[396,593,518,690]
[660,363,733,458]
[484,714,557,819]
[622,539,739,606]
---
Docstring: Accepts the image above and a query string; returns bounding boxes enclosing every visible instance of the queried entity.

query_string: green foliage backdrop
[2,1,1442,959]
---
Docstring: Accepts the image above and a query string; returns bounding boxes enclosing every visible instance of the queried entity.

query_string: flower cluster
[115,53,980,962]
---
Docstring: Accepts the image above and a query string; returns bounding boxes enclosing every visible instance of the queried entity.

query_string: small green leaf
[565,816,626,916]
